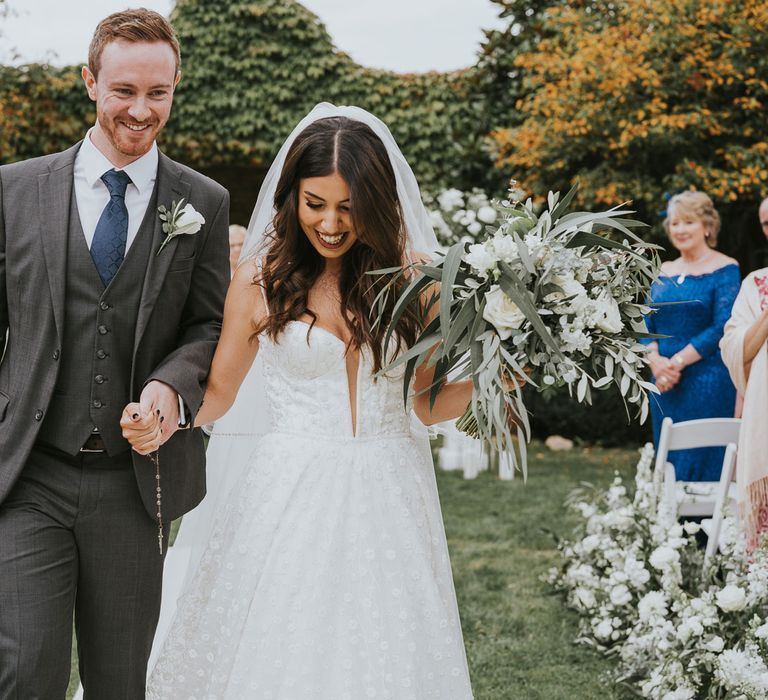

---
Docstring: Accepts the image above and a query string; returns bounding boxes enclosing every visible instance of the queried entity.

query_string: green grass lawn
[66,443,637,699]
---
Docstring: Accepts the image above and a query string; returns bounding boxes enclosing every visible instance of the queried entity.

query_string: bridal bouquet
[373,186,661,475]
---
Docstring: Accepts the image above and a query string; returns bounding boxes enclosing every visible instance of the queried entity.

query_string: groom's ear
[82,65,98,101]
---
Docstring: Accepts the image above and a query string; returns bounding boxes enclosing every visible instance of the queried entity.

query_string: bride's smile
[298,172,358,258]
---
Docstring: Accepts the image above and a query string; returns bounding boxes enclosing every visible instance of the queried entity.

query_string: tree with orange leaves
[488,0,768,265]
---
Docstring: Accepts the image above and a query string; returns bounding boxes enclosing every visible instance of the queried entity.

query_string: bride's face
[298,173,358,259]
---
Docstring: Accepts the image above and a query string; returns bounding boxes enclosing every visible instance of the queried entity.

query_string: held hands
[120,380,181,455]
[649,353,681,393]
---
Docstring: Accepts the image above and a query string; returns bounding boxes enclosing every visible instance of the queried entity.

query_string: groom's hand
[140,380,181,445]
[121,403,162,455]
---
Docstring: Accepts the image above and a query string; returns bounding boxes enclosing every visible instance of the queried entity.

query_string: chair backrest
[703,442,738,573]
[655,417,741,475]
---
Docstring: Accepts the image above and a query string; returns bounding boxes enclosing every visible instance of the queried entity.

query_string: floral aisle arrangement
[549,443,768,699]
[426,187,504,249]
[374,186,660,475]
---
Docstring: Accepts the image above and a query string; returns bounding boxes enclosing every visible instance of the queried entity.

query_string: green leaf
[439,243,464,340]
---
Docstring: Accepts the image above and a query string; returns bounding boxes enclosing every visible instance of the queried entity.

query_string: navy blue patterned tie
[90,169,132,286]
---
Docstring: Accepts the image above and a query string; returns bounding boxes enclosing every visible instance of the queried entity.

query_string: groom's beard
[100,112,163,159]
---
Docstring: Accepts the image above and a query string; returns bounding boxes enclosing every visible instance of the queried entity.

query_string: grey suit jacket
[0,142,230,521]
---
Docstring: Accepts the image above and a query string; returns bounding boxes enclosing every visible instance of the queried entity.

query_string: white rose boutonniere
[157,199,205,256]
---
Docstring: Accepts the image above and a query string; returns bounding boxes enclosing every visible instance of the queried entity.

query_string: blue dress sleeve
[689,265,740,358]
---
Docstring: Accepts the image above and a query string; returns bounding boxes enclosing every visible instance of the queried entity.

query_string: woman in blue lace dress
[642,191,740,481]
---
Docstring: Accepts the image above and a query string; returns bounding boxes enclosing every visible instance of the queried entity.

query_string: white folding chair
[655,417,740,518]
[436,422,490,479]
[701,442,738,572]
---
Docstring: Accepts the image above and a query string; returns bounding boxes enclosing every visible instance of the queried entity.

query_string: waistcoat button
[98,325,109,335]
[96,349,107,359]
[94,375,105,384]
[34,410,44,421]
[100,301,110,311]
[92,399,103,409]
[52,349,60,360]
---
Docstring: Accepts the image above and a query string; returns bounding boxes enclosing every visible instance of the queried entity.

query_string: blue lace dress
[642,264,740,480]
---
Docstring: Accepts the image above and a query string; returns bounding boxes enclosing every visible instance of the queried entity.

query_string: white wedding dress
[147,320,474,699]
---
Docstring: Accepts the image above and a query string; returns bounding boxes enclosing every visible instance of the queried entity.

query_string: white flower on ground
[683,521,701,535]
[594,619,613,640]
[573,587,596,610]
[482,286,526,339]
[610,584,632,606]
[649,546,679,571]
[704,636,725,653]
[638,591,668,622]
[715,585,747,612]
[463,242,499,276]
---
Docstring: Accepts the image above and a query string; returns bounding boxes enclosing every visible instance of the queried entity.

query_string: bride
[135,103,476,698]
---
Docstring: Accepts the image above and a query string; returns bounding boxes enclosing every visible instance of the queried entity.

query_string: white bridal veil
[148,102,440,670]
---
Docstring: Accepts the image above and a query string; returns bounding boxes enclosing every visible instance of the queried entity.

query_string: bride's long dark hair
[255,117,420,373]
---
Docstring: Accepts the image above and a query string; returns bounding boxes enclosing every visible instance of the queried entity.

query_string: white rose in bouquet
[482,286,526,340]
[716,585,747,612]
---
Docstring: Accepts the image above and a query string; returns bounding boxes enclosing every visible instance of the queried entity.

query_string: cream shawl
[720,268,768,548]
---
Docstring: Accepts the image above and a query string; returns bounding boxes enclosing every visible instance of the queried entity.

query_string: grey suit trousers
[0,446,167,700]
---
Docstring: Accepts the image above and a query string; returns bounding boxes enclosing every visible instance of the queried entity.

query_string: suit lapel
[133,152,192,355]
[38,144,80,343]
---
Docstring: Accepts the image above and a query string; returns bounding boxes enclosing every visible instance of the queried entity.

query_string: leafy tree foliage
[488,0,768,250]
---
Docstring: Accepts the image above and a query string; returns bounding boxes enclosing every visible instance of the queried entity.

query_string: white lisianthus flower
[463,243,498,276]
[476,205,497,224]
[610,584,632,606]
[649,546,679,571]
[482,286,526,340]
[704,635,725,652]
[467,221,482,236]
[490,233,519,263]
[588,291,623,334]
[716,584,747,612]
[544,273,588,309]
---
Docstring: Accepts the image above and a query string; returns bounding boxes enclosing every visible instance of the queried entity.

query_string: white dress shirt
[73,130,158,251]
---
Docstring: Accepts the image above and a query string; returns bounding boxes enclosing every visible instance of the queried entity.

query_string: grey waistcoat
[37,187,157,455]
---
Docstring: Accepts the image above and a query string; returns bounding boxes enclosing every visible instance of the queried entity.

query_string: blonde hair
[88,9,180,78]
[663,190,721,248]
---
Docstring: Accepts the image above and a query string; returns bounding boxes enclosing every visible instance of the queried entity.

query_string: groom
[0,9,229,698]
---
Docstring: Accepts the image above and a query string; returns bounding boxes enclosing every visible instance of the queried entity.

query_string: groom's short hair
[88,8,181,78]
